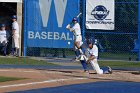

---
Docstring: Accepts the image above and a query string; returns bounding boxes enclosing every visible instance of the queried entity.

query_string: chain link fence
[26,0,139,61]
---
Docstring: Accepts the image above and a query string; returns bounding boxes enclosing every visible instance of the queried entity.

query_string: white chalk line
[0,69,77,75]
[0,78,87,88]
[44,71,72,74]
[0,70,90,89]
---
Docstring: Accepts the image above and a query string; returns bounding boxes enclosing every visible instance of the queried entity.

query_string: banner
[0,0,22,2]
[24,0,80,48]
[86,0,115,30]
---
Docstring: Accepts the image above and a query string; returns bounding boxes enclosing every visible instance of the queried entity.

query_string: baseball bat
[76,12,82,18]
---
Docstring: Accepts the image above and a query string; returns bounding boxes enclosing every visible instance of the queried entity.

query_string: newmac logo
[91,5,109,20]
[39,0,67,27]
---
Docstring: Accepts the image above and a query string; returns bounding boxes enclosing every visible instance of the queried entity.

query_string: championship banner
[86,0,115,30]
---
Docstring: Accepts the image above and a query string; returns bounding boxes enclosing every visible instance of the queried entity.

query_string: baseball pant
[12,35,19,48]
[90,59,103,74]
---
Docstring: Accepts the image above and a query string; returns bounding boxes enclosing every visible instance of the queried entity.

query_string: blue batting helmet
[12,15,17,19]
[72,17,78,22]
[0,24,6,27]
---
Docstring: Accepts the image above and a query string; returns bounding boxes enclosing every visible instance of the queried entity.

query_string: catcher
[86,37,112,74]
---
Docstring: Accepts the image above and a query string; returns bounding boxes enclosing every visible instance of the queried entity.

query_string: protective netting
[26,0,139,61]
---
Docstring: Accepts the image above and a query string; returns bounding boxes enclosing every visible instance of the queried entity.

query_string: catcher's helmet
[12,15,17,19]
[72,17,78,22]
[88,37,95,45]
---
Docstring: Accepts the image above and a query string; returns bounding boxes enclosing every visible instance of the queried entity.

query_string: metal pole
[138,0,140,61]
[23,0,27,56]
[81,0,86,40]
[17,1,23,56]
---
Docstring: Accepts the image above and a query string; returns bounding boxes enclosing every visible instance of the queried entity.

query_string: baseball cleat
[77,55,88,61]
[72,57,80,62]
[79,55,84,60]
[83,55,88,61]
[107,66,113,74]
[84,70,89,73]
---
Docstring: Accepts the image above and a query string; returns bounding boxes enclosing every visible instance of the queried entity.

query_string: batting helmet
[72,17,78,22]
[0,24,6,27]
[12,15,17,19]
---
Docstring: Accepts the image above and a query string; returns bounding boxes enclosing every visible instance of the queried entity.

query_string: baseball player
[11,15,20,57]
[86,38,112,74]
[0,24,9,56]
[66,17,85,60]
[66,17,89,72]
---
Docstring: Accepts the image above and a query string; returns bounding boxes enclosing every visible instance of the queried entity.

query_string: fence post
[138,0,140,61]
[23,0,27,56]
[81,0,86,40]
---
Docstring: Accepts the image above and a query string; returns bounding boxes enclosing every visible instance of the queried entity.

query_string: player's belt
[76,34,81,36]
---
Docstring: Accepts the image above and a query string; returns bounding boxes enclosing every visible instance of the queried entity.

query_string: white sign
[86,0,115,30]
[0,0,22,2]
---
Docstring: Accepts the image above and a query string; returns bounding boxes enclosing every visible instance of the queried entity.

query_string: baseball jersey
[12,21,19,35]
[88,44,98,58]
[72,23,81,36]
[0,30,7,43]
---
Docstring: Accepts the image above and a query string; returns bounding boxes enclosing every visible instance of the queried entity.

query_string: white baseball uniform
[70,23,83,49]
[88,44,103,74]
[0,30,8,44]
[12,21,19,48]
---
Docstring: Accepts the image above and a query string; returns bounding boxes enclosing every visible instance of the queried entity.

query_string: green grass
[0,56,140,69]
[99,52,137,60]
[99,60,140,68]
[0,76,25,82]
[0,57,57,66]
